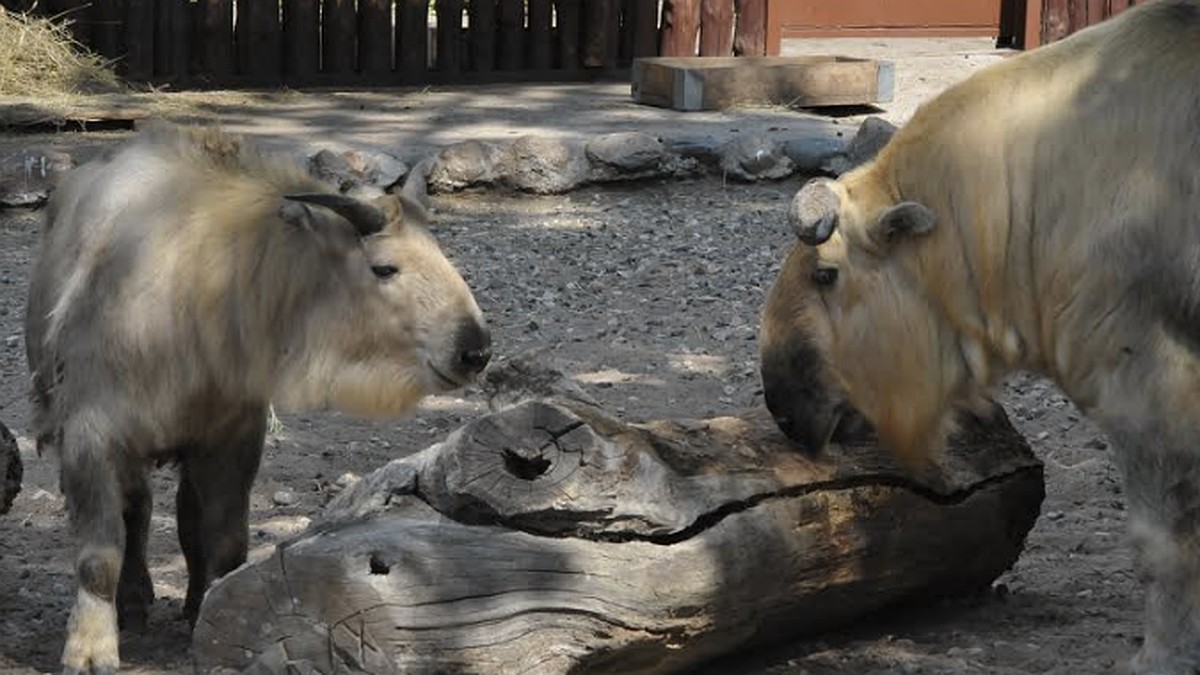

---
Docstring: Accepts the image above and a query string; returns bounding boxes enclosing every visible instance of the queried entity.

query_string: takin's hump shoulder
[129,121,310,186]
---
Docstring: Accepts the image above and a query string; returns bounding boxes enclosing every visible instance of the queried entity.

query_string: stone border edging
[0,116,898,208]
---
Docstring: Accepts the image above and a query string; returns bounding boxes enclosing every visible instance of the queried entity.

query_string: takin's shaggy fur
[25,123,490,674]
[759,1,1200,673]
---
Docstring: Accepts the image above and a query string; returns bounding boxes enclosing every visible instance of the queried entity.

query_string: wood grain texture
[632,56,893,111]
[194,397,1043,674]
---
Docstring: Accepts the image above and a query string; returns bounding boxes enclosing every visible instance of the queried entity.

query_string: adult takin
[24,123,491,674]
[758,1,1200,673]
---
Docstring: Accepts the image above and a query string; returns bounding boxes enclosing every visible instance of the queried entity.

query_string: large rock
[823,116,899,175]
[719,135,795,182]
[504,135,590,195]
[0,148,74,207]
[585,132,665,172]
[428,140,508,192]
[308,147,408,193]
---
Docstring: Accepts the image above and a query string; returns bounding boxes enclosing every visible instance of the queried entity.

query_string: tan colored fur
[763,1,1200,464]
[29,123,483,451]
[25,122,487,672]
[761,2,1200,670]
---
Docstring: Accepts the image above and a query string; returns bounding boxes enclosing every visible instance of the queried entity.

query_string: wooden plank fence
[1039,0,1142,44]
[2,0,768,89]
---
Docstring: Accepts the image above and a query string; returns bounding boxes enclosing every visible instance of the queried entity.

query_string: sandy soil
[0,143,1140,674]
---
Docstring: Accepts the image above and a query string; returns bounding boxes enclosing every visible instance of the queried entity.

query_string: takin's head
[271,190,491,418]
[758,174,973,468]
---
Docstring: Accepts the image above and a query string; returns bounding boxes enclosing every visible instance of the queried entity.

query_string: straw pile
[0,5,124,98]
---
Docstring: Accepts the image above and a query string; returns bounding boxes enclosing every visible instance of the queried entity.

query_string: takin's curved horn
[284,193,387,237]
[788,179,841,246]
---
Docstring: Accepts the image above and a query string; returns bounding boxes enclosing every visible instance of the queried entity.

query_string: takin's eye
[811,267,839,287]
[371,264,400,280]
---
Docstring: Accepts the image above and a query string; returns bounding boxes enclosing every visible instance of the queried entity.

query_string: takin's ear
[871,201,937,248]
[371,192,429,232]
[278,199,316,230]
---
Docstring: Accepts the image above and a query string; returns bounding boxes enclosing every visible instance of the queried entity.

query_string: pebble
[272,489,299,507]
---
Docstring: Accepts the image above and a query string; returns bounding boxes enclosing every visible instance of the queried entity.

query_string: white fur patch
[61,589,120,672]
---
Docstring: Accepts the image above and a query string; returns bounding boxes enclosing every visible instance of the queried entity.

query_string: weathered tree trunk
[193,396,1043,674]
[0,420,21,516]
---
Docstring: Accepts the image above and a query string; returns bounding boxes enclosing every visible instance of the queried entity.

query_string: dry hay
[0,5,124,99]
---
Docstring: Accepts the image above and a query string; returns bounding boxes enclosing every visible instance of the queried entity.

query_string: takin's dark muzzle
[760,337,870,456]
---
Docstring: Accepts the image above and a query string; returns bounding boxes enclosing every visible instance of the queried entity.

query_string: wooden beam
[632,55,894,111]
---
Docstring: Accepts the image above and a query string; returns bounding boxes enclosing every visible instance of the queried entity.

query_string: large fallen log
[193,397,1043,674]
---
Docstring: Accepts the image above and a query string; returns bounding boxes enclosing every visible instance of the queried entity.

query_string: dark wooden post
[197,0,233,80]
[555,0,581,71]
[153,0,190,81]
[397,0,430,81]
[581,0,618,68]
[89,0,124,64]
[283,0,320,80]
[323,0,357,74]
[528,0,552,70]
[659,0,700,57]
[123,0,155,81]
[497,0,523,71]
[468,0,497,74]
[359,0,393,76]
[627,0,659,60]
[436,0,464,75]
[699,0,733,56]
[236,0,282,81]
[733,0,765,56]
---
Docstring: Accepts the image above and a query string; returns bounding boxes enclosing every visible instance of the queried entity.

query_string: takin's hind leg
[116,470,153,630]
[58,414,125,675]
[176,407,267,625]
[1114,439,1200,675]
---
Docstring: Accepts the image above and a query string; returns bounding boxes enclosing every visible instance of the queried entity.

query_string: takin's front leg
[58,415,125,675]
[1113,437,1200,675]
[176,407,268,624]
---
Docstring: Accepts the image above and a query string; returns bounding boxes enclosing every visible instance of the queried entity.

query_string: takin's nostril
[461,347,492,372]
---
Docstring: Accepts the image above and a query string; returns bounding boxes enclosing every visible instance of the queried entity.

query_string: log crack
[408,458,1042,545]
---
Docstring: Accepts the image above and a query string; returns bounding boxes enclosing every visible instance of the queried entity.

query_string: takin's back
[24,125,342,446]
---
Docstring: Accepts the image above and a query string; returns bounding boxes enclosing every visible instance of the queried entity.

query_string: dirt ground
[0,37,1143,675]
